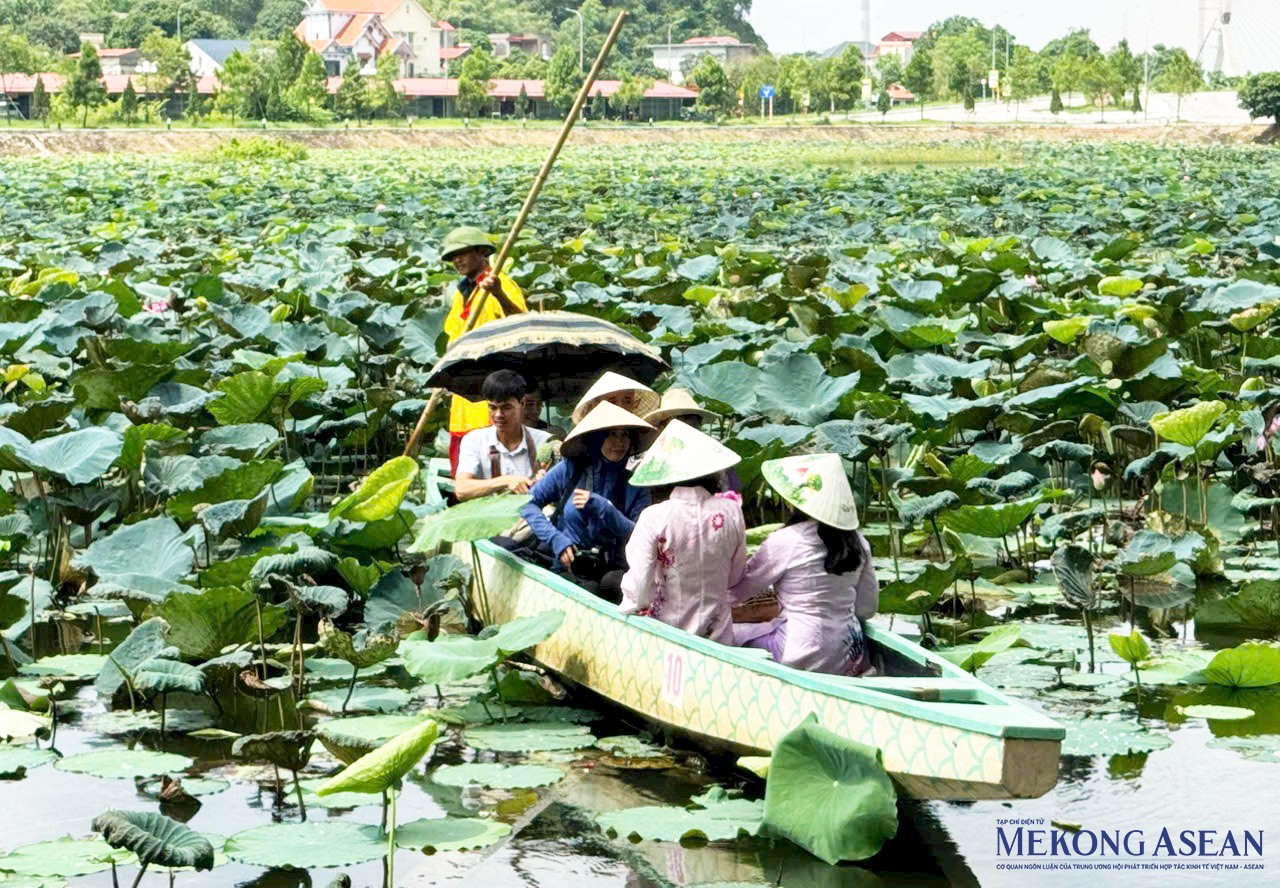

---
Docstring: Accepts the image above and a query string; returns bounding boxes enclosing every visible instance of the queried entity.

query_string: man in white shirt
[455,370,553,501]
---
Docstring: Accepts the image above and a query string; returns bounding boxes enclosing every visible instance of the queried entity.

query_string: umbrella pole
[403,11,629,459]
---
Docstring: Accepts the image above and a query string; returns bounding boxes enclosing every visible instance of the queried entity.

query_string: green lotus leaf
[761,715,897,864]
[1115,530,1178,577]
[1197,576,1280,633]
[1150,400,1227,448]
[96,617,170,701]
[305,658,388,681]
[1107,630,1151,666]
[1179,704,1255,720]
[409,495,529,553]
[139,776,231,797]
[400,635,500,685]
[225,821,386,869]
[394,817,512,852]
[318,623,398,669]
[365,555,468,637]
[197,491,269,540]
[19,653,109,679]
[315,717,439,796]
[596,785,762,843]
[1051,545,1096,610]
[250,543,338,579]
[939,625,1024,672]
[207,371,283,426]
[8,427,124,485]
[167,459,283,524]
[73,518,199,601]
[483,610,565,657]
[153,586,288,662]
[294,777,385,808]
[330,455,419,523]
[940,495,1041,538]
[1059,718,1172,756]
[1203,643,1280,688]
[315,714,432,765]
[464,721,594,753]
[55,749,193,779]
[432,762,565,790]
[595,735,670,760]
[754,354,859,426]
[88,709,215,735]
[0,743,57,779]
[232,730,315,773]
[1043,316,1091,344]
[895,491,959,528]
[877,560,957,616]
[92,810,215,871]
[1098,275,1144,297]
[199,423,280,459]
[0,837,135,877]
[134,658,206,696]
[304,686,411,715]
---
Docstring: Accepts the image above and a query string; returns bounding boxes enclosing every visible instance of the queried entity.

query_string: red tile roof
[439,45,470,60]
[887,83,915,99]
[309,0,401,13]
[681,36,742,46]
[437,20,454,31]
[881,31,923,42]
[333,13,376,47]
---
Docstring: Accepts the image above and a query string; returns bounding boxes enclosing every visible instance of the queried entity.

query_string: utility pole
[563,6,584,74]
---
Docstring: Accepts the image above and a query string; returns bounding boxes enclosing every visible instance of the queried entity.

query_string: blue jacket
[520,457,650,558]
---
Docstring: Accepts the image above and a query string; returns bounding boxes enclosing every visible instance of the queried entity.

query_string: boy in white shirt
[455,370,552,501]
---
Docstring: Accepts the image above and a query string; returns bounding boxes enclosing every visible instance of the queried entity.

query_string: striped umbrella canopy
[424,310,668,403]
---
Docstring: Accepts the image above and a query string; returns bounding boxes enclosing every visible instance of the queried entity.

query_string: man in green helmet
[441,225,528,475]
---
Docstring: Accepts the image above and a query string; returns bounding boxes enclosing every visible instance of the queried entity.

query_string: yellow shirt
[444,272,527,434]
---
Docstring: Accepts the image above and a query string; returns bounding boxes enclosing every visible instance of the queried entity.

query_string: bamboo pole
[403,11,629,458]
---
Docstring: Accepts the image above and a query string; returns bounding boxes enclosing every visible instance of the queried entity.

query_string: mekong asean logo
[994,818,1264,873]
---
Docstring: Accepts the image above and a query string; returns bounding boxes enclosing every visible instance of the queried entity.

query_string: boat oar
[403,10,629,458]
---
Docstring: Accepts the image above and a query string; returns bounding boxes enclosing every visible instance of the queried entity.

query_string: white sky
[747,0,1280,74]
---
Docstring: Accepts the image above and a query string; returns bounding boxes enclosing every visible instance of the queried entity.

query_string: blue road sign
[758,85,775,99]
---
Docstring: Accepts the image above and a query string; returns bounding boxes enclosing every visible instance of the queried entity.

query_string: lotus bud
[193,296,209,311]
[270,304,291,323]
[973,378,999,397]
[1239,376,1267,395]
[1091,461,1111,491]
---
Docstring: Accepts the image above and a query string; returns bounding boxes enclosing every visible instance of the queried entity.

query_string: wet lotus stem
[342,663,360,715]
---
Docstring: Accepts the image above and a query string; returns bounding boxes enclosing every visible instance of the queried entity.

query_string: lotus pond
[2,140,1280,886]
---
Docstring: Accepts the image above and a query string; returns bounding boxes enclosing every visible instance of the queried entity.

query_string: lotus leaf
[432,762,565,789]
[315,717,439,795]
[319,623,398,669]
[305,686,411,714]
[19,653,109,679]
[305,658,388,681]
[232,730,315,773]
[1150,401,1227,448]
[96,617,170,700]
[1115,531,1178,577]
[1179,704,1255,720]
[92,810,215,871]
[250,543,338,579]
[753,354,859,425]
[1206,736,1280,763]
[315,714,431,764]
[597,785,762,843]
[400,635,500,685]
[330,455,419,522]
[877,561,957,616]
[391,817,511,852]
[224,821,386,869]
[1203,643,1280,689]
[1051,546,1096,610]
[0,744,56,779]
[140,776,230,797]
[197,491,269,539]
[940,495,1041,538]
[134,658,206,696]
[364,555,467,636]
[166,459,282,523]
[73,518,199,601]
[761,715,897,864]
[154,586,289,661]
[1108,630,1152,667]
[409,494,529,553]
[940,625,1024,672]
[464,721,594,752]
[1059,718,1173,756]
[199,423,280,458]
[89,709,216,735]
[483,610,566,656]
[0,837,134,878]
[55,749,193,779]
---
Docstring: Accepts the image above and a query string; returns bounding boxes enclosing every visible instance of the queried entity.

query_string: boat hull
[465,541,1062,801]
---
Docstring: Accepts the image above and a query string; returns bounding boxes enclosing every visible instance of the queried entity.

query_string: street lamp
[562,7,584,74]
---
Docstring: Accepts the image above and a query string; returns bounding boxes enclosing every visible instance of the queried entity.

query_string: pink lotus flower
[1023,274,1040,290]
[1092,468,1108,490]
[144,300,171,314]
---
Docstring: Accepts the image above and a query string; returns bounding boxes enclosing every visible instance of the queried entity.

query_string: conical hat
[572,371,660,424]
[643,388,717,426]
[761,453,859,530]
[561,401,656,460]
[629,419,741,487]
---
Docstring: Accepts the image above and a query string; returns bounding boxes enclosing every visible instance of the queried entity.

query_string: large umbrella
[424,310,668,403]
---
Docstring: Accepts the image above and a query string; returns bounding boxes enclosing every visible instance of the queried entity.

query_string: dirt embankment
[0,122,1270,156]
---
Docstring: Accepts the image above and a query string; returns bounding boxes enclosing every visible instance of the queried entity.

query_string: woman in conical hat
[618,420,746,644]
[519,402,656,595]
[572,371,660,424]
[643,387,717,434]
[729,453,879,675]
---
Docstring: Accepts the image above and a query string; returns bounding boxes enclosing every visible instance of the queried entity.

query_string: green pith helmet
[440,226,496,261]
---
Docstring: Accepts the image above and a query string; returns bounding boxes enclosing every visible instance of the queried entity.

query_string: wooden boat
[464,539,1064,801]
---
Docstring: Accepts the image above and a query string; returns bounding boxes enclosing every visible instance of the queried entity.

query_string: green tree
[120,78,138,124]
[876,86,890,119]
[777,54,813,114]
[0,27,35,125]
[730,53,780,116]
[1050,87,1063,114]
[138,31,188,122]
[1080,54,1119,120]
[334,65,369,123]
[1107,39,1140,107]
[902,44,933,119]
[289,50,328,120]
[875,54,903,90]
[1238,72,1280,126]
[963,89,975,112]
[1005,45,1038,120]
[826,43,864,113]
[689,53,734,117]
[373,51,403,119]
[456,47,492,118]
[1153,48,1202,122]
[216,49,267,123]
[1052,54,1082,105]
[67,41,106,127]
[612,72,648,120]
[932,32,985,101]
[544,45,582,114]
[255,0,307,38]
[30,75,49,122]
[111,1,235,48]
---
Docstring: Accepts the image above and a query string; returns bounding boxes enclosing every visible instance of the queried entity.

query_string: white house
[875,31,923,65]
[649,36,758,85]
[69,47,143,76]
[489,33,552,60]
[184,39,252,76]
[295,0,457,77]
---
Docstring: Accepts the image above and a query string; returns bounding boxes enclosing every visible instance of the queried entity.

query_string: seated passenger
[521,384,566,437]
[619,420,746,644]
[572,371,660,423]
[642,387,717,434]
[730,454,879,676]
[454,370,553,501]
[519,402,655,596]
